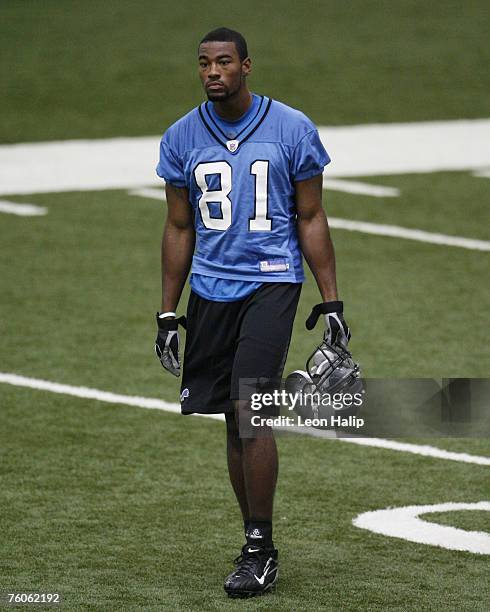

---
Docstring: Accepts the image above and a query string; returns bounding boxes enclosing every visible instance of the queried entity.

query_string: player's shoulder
[160,105,202,150]
[270,98,314,125]
[268,98,318,146]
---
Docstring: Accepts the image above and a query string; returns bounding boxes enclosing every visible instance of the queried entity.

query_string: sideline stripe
[0,372,223,422]
[1,372,489,465]
[2,119,490,196]
[322,178,400,197]
[0,200,47,216]
[129,187,165,201]
[281,425,490,466]
[129,183,400,200]
[339,436,490,466]
[129,188,489,252]
[473,169,490,178]
[329,217,490,252]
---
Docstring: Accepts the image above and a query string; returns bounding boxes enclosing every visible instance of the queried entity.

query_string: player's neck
[212,88,253,122]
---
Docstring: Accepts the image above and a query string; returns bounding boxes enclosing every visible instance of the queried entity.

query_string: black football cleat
[224,544,278,598]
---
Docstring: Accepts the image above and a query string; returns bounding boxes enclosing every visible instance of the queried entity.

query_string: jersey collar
[198,95,272,154]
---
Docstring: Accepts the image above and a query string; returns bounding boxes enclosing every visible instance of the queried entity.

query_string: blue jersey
[156,94,330,289]
[190,95,268,301]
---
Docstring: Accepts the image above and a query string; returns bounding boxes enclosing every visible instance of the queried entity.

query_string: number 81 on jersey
[194,161,271,232]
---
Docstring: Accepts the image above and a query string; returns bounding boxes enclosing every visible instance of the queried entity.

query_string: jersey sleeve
[290,129,331,182]
[156,134,187,187]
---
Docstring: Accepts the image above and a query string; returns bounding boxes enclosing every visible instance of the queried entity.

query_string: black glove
[155,314,187,377]
[305,300,351,347]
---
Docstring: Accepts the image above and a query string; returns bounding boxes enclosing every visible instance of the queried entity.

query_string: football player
[155,27,350,598]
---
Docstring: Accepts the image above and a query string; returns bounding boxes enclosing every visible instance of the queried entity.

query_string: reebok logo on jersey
[180,388,190,402]
[259,258,289,272]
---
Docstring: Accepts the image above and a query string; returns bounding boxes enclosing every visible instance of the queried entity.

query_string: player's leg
[180,287,298,599]
[180,291,257,530]
[235,282,300,531]
[224,283,301,598]
[225,401,279,540]
[225,411,249,526]
[238,400,278,523]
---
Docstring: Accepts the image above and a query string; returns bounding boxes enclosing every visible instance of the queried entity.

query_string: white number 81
[194,160,271,232]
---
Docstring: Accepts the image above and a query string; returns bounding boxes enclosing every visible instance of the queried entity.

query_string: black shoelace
[233,547,266,578]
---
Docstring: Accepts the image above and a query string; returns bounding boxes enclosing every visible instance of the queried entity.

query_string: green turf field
[1,1,489,610]
[1,0,489,142]
[1,393,488,611]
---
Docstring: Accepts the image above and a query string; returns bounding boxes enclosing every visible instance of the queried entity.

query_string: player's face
[198,41,250,101]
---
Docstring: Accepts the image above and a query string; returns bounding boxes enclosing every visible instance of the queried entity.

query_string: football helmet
[285,339,363,423]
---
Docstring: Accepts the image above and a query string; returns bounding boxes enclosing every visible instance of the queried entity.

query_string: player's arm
[155,184,194,377]
[160,183,195,312]
[295,173,337,302]
[296,174,351,346]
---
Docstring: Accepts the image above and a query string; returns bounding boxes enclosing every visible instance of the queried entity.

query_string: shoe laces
[233,545,266,578]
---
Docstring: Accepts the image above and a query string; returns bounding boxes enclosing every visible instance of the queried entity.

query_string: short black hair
[199,27,248,61]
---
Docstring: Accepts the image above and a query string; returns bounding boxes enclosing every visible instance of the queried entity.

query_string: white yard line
[319,119,490,178]
[340,437,490,466]
[130,182,400,200]
[472,169,490,178]
[1,119,489,196]
[129,186,488,252]
[0,200,47,216]
[280,425,490,466]
[322,178,400,197]
[329,217,490,251]
[129,187,165,201]
[0,372,223,421]
[1,372,489,466]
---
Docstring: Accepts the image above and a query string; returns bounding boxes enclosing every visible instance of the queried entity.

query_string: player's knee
[233,399,250,430]
[234,399,276,440]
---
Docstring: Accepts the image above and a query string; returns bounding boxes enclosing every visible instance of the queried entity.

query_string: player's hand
[305,300,351,347]
[155,313,187,377]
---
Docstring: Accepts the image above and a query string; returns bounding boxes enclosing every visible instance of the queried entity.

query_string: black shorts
[180,282,302,415]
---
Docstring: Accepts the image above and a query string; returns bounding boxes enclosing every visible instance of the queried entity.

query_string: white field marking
[0,372,224,421]
[473,168,490,178]
[353,501,490,555]
[329,217,490,252]
[0,200,47,216]
[130,181,398,200]
[129,187,166,201]
[322,178,400,197]
[129,185,487,252]
[339,437,490,466]
[130,181,489,252]
[1,119,489,196]
[282,426,490,466]
[321,119,490,178]
[2,372,490,466]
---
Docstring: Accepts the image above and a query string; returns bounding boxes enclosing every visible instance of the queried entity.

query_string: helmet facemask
[285,340,364,426]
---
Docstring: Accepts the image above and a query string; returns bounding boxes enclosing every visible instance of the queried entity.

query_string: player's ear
[242,57,252,77]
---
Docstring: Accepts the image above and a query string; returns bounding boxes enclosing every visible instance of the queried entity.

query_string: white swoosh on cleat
[254,559,273,585]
